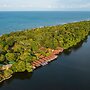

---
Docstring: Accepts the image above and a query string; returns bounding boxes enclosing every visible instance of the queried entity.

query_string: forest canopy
[0,21,90,81]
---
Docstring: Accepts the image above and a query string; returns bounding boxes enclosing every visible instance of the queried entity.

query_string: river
[0,11,90,90]
[0,36,90,90]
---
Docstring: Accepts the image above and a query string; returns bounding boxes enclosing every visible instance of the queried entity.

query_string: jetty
[0,48,63,71]
[31,48,63,69]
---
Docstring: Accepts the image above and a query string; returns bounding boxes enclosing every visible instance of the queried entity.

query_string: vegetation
[0,20,90,82]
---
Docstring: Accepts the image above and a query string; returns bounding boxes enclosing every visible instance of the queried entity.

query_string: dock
[31,48,63,69]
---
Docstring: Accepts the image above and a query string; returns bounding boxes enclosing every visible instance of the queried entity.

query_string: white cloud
[0,0,90,11]
[0,4,11,7]
[56,2,90,9]
[79,3,90,8]
[0,4,33,8]
[19,4,33,8]
[0,0,58,10]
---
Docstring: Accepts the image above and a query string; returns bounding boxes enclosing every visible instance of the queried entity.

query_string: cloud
[0,4,33,8]
[0,0,90,11]
[78,3,90,8]
[56,2,90,9]
[0,4,11,7]
[19,4,33,8]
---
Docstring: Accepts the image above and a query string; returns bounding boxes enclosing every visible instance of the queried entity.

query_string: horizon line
[0,10,90,12]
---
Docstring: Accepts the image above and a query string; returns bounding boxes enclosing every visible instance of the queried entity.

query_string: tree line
[0,20,90,81]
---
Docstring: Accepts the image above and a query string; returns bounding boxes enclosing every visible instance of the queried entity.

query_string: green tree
[11,61,26,72]
[3,69,13,78]
[26,63,33,72]
[20,52,32,62]
[0,54,5,62]
[5,53,17,61]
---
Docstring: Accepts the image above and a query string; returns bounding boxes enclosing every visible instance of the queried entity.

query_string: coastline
[0,75,12,83]
[0,20,90,83]
[31,48,63,70]
[0,20,89,35]
[0,48,64,83]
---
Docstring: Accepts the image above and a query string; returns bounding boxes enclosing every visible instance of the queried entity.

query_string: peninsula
[0,20,90,82]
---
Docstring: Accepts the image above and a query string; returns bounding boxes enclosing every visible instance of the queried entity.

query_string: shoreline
[0,20,89,36]
[0,20,90,83]
[0,48,64,83]
[0,75,12,83]
[31,48,63,69]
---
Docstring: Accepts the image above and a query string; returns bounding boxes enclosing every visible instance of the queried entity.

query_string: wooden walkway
[31,48,63,69]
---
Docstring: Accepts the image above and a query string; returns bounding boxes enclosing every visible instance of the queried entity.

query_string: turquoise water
[0,11,90,34]
[0,11,90,90]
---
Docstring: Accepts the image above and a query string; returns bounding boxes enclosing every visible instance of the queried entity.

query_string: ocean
[0,11,90,90]
[0,11,90,35]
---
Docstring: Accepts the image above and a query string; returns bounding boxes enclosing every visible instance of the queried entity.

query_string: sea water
[0,11,90,90]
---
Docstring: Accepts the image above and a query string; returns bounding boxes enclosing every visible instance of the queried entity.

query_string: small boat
[41,62,48,66]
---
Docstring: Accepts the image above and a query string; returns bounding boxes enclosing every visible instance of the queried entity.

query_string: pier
[31,48,63,69]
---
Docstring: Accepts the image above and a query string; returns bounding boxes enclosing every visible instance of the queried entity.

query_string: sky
[0,0,90,11]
